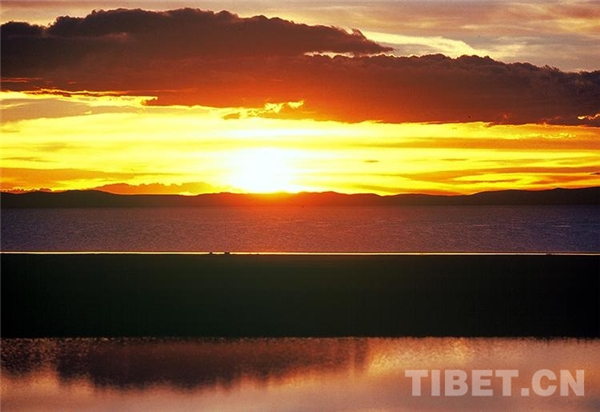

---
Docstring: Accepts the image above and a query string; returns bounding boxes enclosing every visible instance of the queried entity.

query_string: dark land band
[2,253,599,338]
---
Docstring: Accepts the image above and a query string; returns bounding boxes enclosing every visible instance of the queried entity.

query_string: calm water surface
[3,207,599,410]
[2,206,599,252]
[2,337,599,411]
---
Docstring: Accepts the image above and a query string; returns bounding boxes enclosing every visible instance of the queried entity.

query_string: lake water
[2,206,599,252]
[2,337,599,411]
[3,206,599,410]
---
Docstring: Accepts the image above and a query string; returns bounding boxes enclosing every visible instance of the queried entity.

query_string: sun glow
[1,91,600,195]
[227,148,303,193]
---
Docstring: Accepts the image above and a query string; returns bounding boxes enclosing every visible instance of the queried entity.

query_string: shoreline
[3,251,599,255]
[3,187,599,208]
[2,253,599,338]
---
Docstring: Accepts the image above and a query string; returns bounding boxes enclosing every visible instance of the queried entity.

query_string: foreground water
[1,338,599,411]
[2,206,599,252]
[3,207,599,410]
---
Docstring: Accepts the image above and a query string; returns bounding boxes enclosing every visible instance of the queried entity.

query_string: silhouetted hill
[1,187,599,208]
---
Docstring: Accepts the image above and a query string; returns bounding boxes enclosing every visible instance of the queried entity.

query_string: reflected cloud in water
[2,338,599,411]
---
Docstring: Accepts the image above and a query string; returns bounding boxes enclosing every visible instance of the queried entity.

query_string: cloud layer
[1,8,388,73]
[2,8,599,125]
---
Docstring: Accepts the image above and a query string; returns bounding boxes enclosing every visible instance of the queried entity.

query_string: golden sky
[1,1,599,195]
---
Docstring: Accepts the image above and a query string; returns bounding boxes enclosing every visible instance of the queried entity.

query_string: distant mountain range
[1,187,599,208]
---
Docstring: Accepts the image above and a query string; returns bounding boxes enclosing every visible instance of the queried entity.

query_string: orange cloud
[2,9,599,126]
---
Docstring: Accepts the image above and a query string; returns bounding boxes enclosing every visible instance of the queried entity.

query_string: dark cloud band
[2,8,599,126]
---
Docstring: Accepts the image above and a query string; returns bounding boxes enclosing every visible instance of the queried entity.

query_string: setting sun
[1,4,599,196]
[1,3,600,411]
[227,148,302,193]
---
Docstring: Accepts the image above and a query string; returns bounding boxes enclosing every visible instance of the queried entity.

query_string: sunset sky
[1,0,599,195]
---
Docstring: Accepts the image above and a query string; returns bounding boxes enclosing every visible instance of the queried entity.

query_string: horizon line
[2,251,599,256]
[3,185,599,198]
